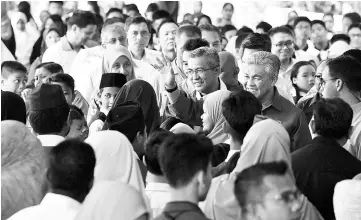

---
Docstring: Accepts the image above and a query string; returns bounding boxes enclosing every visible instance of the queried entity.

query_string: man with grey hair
[163,46,227,125]
[244,51,311,152]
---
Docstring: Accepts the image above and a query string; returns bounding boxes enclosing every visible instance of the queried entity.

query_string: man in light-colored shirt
[42,10,97,73]
[320,55,361,160]
[8,139,96,220]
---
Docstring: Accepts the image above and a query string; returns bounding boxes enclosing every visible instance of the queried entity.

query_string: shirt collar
[279,58,296,75]
[41,193,81,209]
[61,36,84,51]
[37,135,65,147]
[263,87,283,112]
[195,78,228,100]
[163,201,204,214]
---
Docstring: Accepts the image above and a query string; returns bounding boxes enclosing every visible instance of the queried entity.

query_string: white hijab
[75,180,149,220]
[333,179,361,220]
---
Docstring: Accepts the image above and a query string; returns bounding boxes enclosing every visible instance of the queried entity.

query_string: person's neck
[66,32,82,52]
[169,185,199,204]
[51,188,87,203]
[202,78,220,95]
[260,87,275,109]
[341,92,361,106]
[162,49,176,62]
[315,40,328,51]
[296,38,307,50]
[147,173,167,184]
[130,48,145,60]
[229,135,243,151]
[280,58,292,71]
[336,137,348,147]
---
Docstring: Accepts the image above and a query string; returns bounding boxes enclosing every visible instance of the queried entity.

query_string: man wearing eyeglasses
[320,55,361,160]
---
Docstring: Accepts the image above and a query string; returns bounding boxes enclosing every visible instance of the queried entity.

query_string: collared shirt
[37,135,65,147]
[262,87,311,152]
[145,182,171,217]
[8,193,81,220]
[154,201,209,220]
[343,102,361,160]
[42,36,85,73]
[130,48,163,81]
[225,150,239,162]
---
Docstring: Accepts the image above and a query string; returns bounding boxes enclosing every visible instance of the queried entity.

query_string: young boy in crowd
[66,105,89,141]
[1,61,27,96]
[88,73,126,134]
[155,133,213,220]
[33,62,64,87]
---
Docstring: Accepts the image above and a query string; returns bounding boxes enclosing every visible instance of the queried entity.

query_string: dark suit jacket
[292,136,361,220]
[154,201,209,220]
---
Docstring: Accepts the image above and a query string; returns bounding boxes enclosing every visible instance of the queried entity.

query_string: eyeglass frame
[320,77,337,87]
[273,40,294,49]
[186,66,219,76]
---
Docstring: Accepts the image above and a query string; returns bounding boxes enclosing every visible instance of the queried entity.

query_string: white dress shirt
[37,135,65,147]
[145,182,171,217]
[344,102,361,160]
[7,193,81,220]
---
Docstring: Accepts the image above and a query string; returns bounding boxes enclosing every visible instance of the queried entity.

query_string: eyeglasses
[186,66,218,76]
[273,41,293,49]
[320,77,337,87]
[273,189,301,204]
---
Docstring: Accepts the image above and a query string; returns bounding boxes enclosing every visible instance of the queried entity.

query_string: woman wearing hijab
[85,130,150,212]
[1,13,16,57]
[2,120,47,220]
[333,179,361,220]
[202,90,232,145]
[75,180,149,220]
[113,79,161,135]
[203,119,324,220]
[1,91,26,124]
[10,11,39,67]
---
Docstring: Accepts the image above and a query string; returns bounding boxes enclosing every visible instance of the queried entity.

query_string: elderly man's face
[244,64,275,101]
[102,24,128,49]
[187,56,220,94]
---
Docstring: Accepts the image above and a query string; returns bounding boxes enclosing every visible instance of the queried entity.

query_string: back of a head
[152,10,170,21]
[48,139,96,197]
[237,26,254,35]
[146,3,159,13]
[1,91,26,124]
[124,16,150,33]
[49,73,75,92]
[241,33,272,52]
[234,161,288,216]
[125,4,139,14]
[326,55,361,94]
[256,21,272,33]
[183,38,209,52]
[35,62,64,74]
[158,133,213,188]
[145,130,174,176]
[222,90,262,138]
[330,34,351,45]
[343,49,361,64]
[313,98,353,139]
[105,8,125,20]
[235,33,250,49]
[344,12,361,24]
[1,120,46,219]
[1,61,27,78]
[177,24,201,38]
[67,10,97,29]
[268,25,294,39]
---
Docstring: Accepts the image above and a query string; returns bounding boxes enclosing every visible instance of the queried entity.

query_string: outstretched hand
[153,55,176,90]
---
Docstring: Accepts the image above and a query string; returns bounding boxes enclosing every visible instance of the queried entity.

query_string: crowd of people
[2,1,361,220]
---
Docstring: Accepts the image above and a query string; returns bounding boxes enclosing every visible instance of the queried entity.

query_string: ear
[335,79,343,92]
[234,66,240,75]
[1,78,5,86]
[292,77,297,84]
[347,126,353,139]
[196,169,205,187]
[235,48,240,55]
[310,118,316,134]
[223,121,230,134]
[71,24,78,32]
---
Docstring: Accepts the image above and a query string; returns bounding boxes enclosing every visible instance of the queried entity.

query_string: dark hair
[177,25,201,38]
[235,33,250,49]
[222,90,262,139]
[35,62,63,74]
[326,55,361,93]
[196,15,212,26]
[311,20,326,29]
[199,24,221,40]
[18,1,32,22]
[237,26,254,35]
[158,133,213,188]
[87,1,100,15]
[152,10,170,22]
[313,98,353,139]
[103,17,125,29]
[49,1,63,6]
[293,16,311,28]
[234,161,288,215]
[125,4,139,14]
[268,25,294,38]
[47,139,95,199]
[49,73,75,92]
[330,34,350,45]
[29,104,70,135]
[323,13,334,20]
[241,33,272,52]
[343,12,361,24]
[223,3,234,11]
[179,20,194,26]
[156,18,177,37]
[221,24,237,36]
[348,23,361,33]
[67,10,97,29]
[146,3,159,13]
[290,61,315,102]
[145,130,174,176]
[256,21,272,33]
[1,61,27,78]
[183,38,210,52]
[105,8,125,20]
[343,49,361,64]
[124,16,151,33]
[69,105,84,121]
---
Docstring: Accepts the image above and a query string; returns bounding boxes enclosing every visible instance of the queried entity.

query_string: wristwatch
[165,84,178,93]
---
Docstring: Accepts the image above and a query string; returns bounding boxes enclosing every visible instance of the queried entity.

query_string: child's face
[100,87,120,111]
[51,82,74,105]
[1,71,27,95]
[34,67,52,87]
[67,119,89,141]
